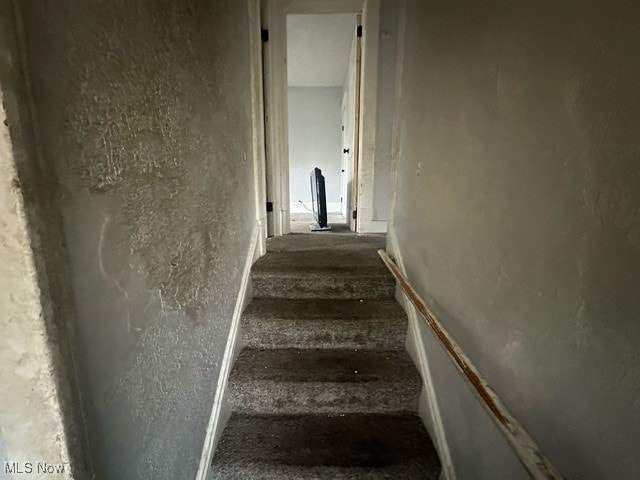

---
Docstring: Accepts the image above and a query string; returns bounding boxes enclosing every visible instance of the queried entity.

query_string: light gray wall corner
[385,0,406,236]
[0,1,94,477]
[371,0,401,222]
[0,66,73,480]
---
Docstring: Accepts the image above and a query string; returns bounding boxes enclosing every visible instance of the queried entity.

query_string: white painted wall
[287,14,356,87]
[288,86,343,211]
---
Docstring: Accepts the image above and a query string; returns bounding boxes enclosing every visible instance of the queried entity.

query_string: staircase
[211,233,441,479]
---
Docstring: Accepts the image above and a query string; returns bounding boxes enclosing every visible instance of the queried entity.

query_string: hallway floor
[290,212,350,233]
[210,231,440,478]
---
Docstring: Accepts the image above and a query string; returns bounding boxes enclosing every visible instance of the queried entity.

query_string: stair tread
[214,235,441,478]
[242,298,406,321]
[252,250,389,274]
[230,348,420,384]
[211,413,441,478]
[267,233,386,253]
[241,299,407,350]
[251,253,395,299]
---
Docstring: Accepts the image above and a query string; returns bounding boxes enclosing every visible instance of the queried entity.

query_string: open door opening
[261,0,386,237]
[285,13,360,233]
[342,14,362,232]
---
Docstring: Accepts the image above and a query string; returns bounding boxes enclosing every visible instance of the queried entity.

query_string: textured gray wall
[371,0,399,222]
[288,87,343,207]
[392,1,640,479]
[14,1,256,479]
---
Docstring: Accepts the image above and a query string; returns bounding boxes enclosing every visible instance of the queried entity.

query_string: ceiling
[287,13,357,87]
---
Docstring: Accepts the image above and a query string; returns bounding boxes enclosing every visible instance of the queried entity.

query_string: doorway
[261,0,381,237]
[286,13,360,233]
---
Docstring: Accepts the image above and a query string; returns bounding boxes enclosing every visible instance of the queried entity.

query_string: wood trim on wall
[379,243,563,480]
[249,0,268,254]
[262,0,290,236]
[349,13,363,231]
[354,0,382,233]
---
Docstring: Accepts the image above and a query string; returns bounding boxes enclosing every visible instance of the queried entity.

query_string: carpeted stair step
[210,413,441,479]
[212,233,441,480]
[228,348,421,414]
[251,250,395,299]
[241,299,408,350]
[266,233,387,252]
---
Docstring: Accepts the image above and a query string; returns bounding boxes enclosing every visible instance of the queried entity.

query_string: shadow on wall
[8,0,259,479]
[391,0,640,478]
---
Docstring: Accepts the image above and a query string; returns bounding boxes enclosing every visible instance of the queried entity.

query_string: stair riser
[252,274,395,300]
[242,320,405,350]
[229,381,420,415]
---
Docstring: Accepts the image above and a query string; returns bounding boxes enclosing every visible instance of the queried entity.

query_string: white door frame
[250,0,268,253]
[340,87,350,220]
[262,0,382,235]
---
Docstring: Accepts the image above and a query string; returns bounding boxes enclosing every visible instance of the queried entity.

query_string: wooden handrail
[378,249,563,480]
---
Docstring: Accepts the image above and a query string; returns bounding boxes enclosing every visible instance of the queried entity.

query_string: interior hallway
[290,212,349,233]
[1,1,639,479]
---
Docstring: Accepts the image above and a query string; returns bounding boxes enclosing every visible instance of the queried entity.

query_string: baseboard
[358,219,388,234]
[290,202,342,214]
[386,228,456,480]
[195,224,261,480]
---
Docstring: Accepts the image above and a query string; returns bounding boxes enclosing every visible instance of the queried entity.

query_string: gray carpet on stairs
[211,233,441,479]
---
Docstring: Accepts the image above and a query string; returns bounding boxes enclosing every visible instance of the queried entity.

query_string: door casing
[261,0,383,235]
